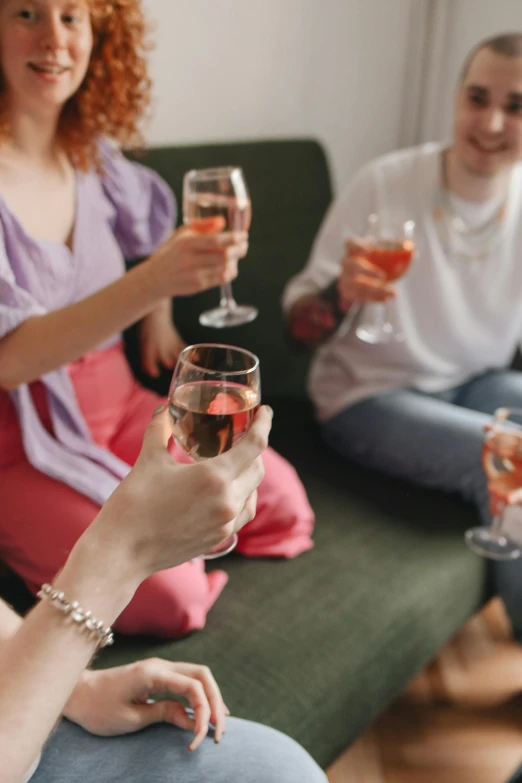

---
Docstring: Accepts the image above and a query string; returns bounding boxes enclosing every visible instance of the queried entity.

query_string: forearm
[0,599,23,642]
[0,538,138,782]
[0,260,163,390]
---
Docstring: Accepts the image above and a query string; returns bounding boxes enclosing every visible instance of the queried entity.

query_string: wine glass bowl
[168,344,261,559]
[363,238,415,282]
[183,167,258,329]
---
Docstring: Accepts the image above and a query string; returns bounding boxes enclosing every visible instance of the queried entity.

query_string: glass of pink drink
[183,167,257,329]
[465,407,522,560]
[169,343,261,559]
[354,213,415,344]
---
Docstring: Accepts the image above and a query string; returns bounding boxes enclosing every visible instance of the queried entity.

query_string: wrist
[142,244,181,301]
[320,280,347,314]
[53,529,141,631]
[130,257,168,311]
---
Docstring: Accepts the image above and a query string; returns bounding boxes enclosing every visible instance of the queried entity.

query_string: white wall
[419,0,522,143]
[143,0,419,189]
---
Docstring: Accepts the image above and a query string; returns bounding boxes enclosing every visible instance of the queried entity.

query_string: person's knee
[236,449,314,558]
[223,719,326,783]
[260,449,314,523]
[114,563,223,638]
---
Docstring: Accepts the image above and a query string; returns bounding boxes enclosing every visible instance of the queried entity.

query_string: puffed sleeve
[98,139,177,259]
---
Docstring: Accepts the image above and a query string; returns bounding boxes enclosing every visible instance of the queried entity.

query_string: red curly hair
[0,0,153,170]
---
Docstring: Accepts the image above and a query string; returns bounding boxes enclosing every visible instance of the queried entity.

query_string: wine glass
[354,213,415,344]
[465,407,522,560]
[183,167,258,329]
[168,343,261,559]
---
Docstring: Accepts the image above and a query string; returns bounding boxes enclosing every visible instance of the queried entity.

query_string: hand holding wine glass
[339,241,397,306]
[183,167,258,328]
[87,403,270,579]
[465,407,522,560]
[168,343,262,559]
[344,213,415,344]
[148,216,247,299]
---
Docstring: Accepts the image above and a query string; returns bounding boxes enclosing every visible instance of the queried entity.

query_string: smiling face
[0,0,93,117]
[453,46,522,178]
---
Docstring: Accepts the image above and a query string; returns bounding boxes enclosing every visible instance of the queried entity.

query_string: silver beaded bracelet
[37,583,114,649]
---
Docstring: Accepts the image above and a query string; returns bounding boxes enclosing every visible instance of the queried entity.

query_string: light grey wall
[419,0,522,143]
[142,0,419,188]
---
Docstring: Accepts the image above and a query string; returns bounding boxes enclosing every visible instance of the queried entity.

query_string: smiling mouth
[28,63,69,75]
[470,138,508,155]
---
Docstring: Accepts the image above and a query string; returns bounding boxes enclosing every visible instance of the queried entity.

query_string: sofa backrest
[130,139,333,399]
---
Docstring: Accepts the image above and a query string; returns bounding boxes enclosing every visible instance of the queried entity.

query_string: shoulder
[335,144,440,199]
[362,143,442,183]
[92,138,170,196]
[94,138,175,217]
[333,144,442,213]
[89,139,176,256]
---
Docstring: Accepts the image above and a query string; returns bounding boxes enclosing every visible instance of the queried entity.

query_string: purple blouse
[0,141,176,505]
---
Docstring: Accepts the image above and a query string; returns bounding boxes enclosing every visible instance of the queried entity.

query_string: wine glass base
[199,306,258,329]
[355,325,405,344]
[465,527,521,560]
[198,534,239,561]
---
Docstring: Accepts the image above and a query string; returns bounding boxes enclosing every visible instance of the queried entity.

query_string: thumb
[180,216,226,235]
[346,238,371,256]
[134,699,196,731]
[139,407,171,458]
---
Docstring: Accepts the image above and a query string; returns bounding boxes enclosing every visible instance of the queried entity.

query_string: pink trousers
[0,344,314,637]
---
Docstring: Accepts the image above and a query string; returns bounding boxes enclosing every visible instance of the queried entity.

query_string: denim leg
[322,389,489,518]
[455,369,522,415]
[33,717,327,783]
[456,369,522,640]
[322,391,522,631]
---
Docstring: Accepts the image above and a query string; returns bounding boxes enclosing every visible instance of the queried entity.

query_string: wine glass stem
[369,302,386,331]
[491,502,507,537]
[219,283,237,311]
[384,299,394,326]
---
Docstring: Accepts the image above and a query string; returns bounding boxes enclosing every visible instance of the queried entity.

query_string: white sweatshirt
[283,143,522,421]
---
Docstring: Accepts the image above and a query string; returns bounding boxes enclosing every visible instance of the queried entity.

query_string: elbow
[0,333,33,391]
[0,377,22,392]
[0,360,28,391]
[0,379,21,392]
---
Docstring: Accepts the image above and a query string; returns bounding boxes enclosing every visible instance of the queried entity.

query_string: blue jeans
[33,717,327,782]
[322,369,522,638]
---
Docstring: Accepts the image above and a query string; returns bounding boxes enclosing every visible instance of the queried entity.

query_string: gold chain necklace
[433,152,508,262]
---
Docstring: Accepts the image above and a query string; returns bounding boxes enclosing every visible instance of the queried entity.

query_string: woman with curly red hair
[0,0,314,639]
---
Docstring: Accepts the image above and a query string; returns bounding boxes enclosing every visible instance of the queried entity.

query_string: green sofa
[1,139,489,770]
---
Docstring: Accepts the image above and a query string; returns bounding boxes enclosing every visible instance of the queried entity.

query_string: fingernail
[266,405,274,417]
[153,405,166,417]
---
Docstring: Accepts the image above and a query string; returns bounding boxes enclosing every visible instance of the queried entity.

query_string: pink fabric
[0,343,314,638]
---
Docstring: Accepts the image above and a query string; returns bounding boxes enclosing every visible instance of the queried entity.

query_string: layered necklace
[433,150,509,263]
